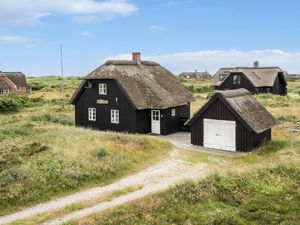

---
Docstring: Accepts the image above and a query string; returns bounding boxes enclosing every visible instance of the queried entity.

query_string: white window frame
[233,74,241,85]
[16,86,21,91]
[171,108,176,117]
[88,108,96,121]
[0,89,3,95]
[99,83,107,95]
[111,110,119,124]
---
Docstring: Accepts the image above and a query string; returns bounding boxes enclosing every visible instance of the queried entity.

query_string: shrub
[28,82,46,91]
[0,95,45,113]
[96,149,109,158]
[31,113,74,126]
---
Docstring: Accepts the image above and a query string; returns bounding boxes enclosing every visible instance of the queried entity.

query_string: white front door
[203,119,236,151]
[151,110,161,134]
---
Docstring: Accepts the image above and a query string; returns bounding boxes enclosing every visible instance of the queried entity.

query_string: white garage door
[203,119,236,151]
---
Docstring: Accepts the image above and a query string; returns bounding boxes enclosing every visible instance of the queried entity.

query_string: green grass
[68,165,300,225]
[0,76,172,215]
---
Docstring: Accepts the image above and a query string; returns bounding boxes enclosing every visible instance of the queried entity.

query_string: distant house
[178,70,211,79]
[70,52,194,135]
[0,72,29,95]
[212,62,287,95]
[186,89,276,152]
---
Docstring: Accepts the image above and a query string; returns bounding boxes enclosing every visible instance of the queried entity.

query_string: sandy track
[0,149,208,225]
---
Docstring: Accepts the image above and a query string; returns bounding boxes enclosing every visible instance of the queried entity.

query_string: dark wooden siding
[136,109,151,134]
[161,105,190,135]
[190,97,271,152]
[219,73,256,93]
[75,79,137,133]
[272,74,287,95]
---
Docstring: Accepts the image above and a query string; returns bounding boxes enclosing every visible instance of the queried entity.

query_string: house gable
[74,79,137,132]
[219,72,256,92]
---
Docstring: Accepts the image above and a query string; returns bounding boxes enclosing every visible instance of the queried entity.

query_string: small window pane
[171,109,176,117]
[111,110,119,124]
[88,108,96,121]
[99,83,107,95]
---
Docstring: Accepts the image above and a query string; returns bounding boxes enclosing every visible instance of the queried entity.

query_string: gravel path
[0,149,208,225]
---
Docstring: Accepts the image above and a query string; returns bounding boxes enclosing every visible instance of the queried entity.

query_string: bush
[31,113,74,126]
[0,95,45,113]
[28,82,46,91]
[96,149,109,158]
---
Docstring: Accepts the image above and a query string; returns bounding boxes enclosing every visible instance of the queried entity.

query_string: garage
[186,89,276,152]
[203,119,236,151]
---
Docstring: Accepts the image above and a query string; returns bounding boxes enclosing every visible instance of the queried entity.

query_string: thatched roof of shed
[70,60,194,109]
[0,72,27,86]
[212,67,286,87]
[186,89,276,133]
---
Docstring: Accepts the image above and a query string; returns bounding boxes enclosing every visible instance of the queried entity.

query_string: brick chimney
[132,52,141,62]
[254,60,259,68]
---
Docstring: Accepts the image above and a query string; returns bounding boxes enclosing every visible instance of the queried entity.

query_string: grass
[9,185,143,225]
[0,76,172,215]
[1,76,300,224]
[66,165,300,225]
[62,78,300,225]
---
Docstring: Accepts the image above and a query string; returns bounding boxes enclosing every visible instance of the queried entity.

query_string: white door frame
[203,118,236,151]
[151,110,161,134]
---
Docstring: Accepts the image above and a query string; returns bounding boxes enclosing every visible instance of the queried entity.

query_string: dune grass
[0,78,172,215]
[66,164,300,225]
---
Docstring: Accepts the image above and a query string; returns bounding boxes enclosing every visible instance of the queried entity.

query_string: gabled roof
[186,89,276,133]
[212,67,286,87]
[0,72,27,86]
[0,80,10,89]
[70,60,194,109]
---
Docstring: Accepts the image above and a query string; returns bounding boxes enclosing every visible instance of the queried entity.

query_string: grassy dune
[66,78,300,225]
[0,77,172,215]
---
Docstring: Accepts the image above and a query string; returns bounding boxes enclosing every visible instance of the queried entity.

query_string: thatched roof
[70,59,194,109]
[0,80,10,89]
[186,88,276,133]
[178,71,211,79]
[0,72,27,86]
[212,67,286,87]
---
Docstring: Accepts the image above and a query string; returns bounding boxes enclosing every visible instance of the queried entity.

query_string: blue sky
[0,0,300,75]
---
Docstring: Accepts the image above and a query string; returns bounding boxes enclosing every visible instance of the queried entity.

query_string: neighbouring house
[212,61,287,95]
[186,89,275,152]
[178,70,211,79]
[0,72,29,95]
[70,52,194,135]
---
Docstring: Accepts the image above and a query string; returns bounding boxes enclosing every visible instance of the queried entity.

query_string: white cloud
[104,50,300,74]
[0,35,28,44]
[0,0,138,28]
[80,31,91,37]
[149,25,164,32]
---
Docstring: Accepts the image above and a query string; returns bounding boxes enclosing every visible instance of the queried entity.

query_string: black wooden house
[70,53,194,135]
[186,89,276,152]
[212,62,287,95]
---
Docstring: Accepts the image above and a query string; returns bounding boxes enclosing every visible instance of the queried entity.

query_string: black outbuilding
[186,89,276,152]
[212,63,288,95]
[70,52,194,135]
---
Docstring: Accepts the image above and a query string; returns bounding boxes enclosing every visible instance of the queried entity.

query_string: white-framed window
[16,86,21,91]
[0,89,3,95]
[233,75,241,85]
[99,83,107,95]
[88,108,96,121]
[171,108,176,117]
[111,110,119,124]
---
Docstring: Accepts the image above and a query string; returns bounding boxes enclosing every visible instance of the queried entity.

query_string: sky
[0,0,300,76]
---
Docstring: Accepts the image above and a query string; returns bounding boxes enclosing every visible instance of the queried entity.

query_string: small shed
[186,89,276,152]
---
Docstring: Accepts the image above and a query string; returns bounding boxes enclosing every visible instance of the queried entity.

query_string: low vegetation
[0,77,172,215]
[67,165,300,225]
[0,76,299,224]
